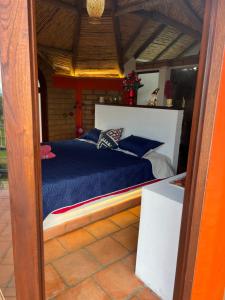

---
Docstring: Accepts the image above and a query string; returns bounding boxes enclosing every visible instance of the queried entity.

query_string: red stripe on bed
[52,179,160,215]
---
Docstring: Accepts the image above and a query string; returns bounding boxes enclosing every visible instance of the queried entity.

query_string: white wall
[158,66,171,106]
[137,72,159,105]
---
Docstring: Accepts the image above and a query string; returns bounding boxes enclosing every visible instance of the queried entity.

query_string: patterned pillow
[97,128,123,149]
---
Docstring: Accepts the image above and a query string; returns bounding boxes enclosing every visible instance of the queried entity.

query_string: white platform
[135,173,186,300]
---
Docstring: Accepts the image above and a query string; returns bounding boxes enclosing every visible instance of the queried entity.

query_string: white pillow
[143,151,175,179]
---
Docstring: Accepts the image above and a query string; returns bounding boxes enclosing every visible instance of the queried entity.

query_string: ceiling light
[86,0,105,24]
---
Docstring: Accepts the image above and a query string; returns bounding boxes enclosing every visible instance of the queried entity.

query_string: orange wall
[191,51,225,300]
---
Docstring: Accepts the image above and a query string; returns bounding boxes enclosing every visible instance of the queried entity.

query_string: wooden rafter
[123,18,149,57]
[134,24,166,59]
[136,54,199,70]
[184,0,203,22]
[176,40,199,58]
[178,0,202,32]
[112,0,124,74]
[115,0,173,17]
[72,0,82,72]
[37,7,59,35]
[137,11,201,40]
[151,33,183,62]
[39,0,78,15]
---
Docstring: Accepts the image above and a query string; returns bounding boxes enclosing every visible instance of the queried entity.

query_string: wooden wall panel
[82,90,121,131]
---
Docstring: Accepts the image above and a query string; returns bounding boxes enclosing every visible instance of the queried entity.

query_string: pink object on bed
[40,145,56,159]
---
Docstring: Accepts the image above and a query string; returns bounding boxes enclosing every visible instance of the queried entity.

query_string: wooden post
[0,1,45,299]
[174,0,225,299]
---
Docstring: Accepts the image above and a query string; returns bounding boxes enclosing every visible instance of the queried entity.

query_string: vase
[128,89,137,105]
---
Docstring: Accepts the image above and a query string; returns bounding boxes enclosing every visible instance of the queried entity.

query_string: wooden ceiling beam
[151,33,184,62]
[37,7,59,36]
[137,11,201,40]
[184,0,203,22]
[123,18,149,57]
[136,54,199,70]
[176,40,199,58]
[134,24,166,59]
[178,0,202,32]
[39,0,78,15]
[112,0,124,74]
[115,0,172,17]
[72,0,82,72]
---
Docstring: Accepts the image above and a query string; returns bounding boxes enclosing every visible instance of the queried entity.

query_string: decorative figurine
[148,88,160,106]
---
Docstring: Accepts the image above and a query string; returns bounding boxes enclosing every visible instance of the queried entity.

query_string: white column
[158,66,171,106]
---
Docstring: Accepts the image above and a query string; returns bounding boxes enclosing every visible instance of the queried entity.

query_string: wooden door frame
[0,0,45,299]
[173,0,225,299]
[0,0,224,299]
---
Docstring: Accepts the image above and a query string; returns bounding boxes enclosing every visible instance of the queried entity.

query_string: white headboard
[95,104,183,172]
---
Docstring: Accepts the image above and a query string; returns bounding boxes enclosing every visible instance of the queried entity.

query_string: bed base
[43,189,141,241]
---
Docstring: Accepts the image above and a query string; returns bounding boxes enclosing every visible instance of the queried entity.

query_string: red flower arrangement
[123,71,144,105]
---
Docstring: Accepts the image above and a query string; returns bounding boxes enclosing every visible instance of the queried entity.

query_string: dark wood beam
[176,40,199,58]
[136,55,199,70]
[115,0,172,17]
[184,0,203,22]
[72,0,82,71]
[112,1,124,74]
[37,7,59,35]
[178,0,202,32]
[134,24,166,59]
[137,11,201,40]
[39,0,78,15]
[152,33,184,62]
[123,18,149,56]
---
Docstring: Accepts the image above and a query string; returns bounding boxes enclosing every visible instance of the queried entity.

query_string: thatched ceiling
[36,0,204,78]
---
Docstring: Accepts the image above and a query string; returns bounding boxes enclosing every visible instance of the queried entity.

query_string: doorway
[0,0,225,299]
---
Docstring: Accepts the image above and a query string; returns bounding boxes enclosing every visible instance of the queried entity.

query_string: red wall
[53,76,123,134]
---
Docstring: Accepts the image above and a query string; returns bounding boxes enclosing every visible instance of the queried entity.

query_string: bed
[42,139,155,219]
[43,105,183,238]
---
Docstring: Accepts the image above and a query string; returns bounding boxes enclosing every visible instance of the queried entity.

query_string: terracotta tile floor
[0,189,160,300]
[0,189,15,300]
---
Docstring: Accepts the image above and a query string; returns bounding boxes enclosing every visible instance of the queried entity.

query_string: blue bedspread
[42,140,154,219]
